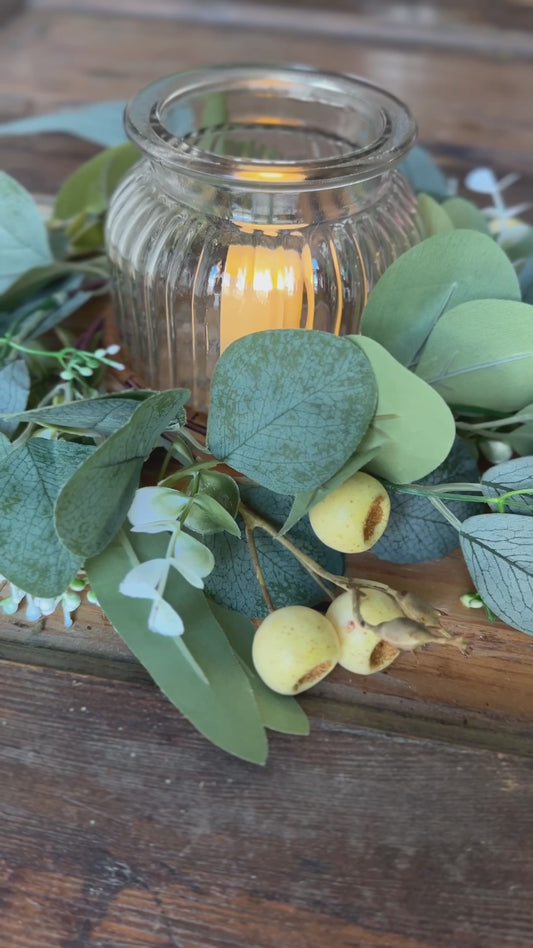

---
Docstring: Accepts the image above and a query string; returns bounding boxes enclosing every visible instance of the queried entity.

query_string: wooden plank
[28,0,533,58]
[0,10,533,159]
[0,659,532,948]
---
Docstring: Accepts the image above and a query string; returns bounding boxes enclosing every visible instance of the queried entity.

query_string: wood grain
[1,10,533,159]
[29,0,533,58]
[0,659,532,948]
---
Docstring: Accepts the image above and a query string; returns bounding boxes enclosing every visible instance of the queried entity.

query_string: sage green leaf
[207,599,310,735]
[0,262,84,312]
[86,527,268,764]
[349,336,456,483]
[0,360,30,436]
[0,439,93,596]
[53,143,139,221]
[398,145,450,200]
[506,228,533,264]
[417,194,454,237]
[509,423,533,457]
[481,457,533,515]
[207,330,377,494]
[0,101,129,148]
[55,389,189,559]
[279,429,387,536]
[361,231,521,367]
[416,299,533,412]
[520,258,533,304]
[188,494,241,537]
[373,438,479,564]
[0,393,154,437]
[441,197,490,235]
[204,485,344,619]
[459,513,533,634]
[0,172,52,294]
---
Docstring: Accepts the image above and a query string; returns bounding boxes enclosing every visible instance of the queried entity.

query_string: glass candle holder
[106,65,421,412]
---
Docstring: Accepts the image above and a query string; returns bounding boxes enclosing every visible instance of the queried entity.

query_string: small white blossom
[128,486,189,533]
[119,559,184,637]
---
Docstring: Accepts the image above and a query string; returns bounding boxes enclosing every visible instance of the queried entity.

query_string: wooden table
[1,3,533,946]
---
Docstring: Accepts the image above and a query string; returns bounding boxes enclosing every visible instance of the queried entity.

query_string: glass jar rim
[125,64,417,191]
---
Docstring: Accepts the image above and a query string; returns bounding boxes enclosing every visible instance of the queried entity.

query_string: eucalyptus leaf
[398,145,450,201]
[481,456,533,515]
[0,274,93,343]
[86,527,268,764]
[0,360,30,436]
[0,394,150,437]
[441,197,490,235]
[0,433,10,459]
[0,101,129,147]
[416,299,533,412]
[460,513,533,634]
[0,262,88,313]
[361,231,521,367]
[53,143,139,222]
[0,172,52,295]
[189,494,241,537]
[0,439,93,596]
[505,229,533,264]
[519,258,533,304]
[207,599,310,735]
[417,194,454,237]
[207,330,377,494]
[509,423,533,457]
[349,335,456,483]
[55,389,189,559]
[204,485,344,619]
[373,438,480,564]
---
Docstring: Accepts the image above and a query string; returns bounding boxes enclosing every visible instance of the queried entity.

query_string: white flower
[128,486,189,533]
[170,531,215,589]
[119,559,184,637]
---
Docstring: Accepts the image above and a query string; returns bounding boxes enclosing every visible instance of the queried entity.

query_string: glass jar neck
[148,159,394,227]
[126,65,417,220]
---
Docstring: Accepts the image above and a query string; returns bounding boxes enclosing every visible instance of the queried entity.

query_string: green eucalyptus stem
[238,501,391,596]
[457,412,533,432]
[387,480,533,513]
[243,521,275,613]
[428,496,462,531]
[118,527,139,569]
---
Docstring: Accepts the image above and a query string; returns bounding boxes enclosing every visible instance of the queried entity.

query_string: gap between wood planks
[1,645,533,761]
[27,0,533,61]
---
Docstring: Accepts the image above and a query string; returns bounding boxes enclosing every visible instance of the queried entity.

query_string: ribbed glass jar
[106,65,421,412]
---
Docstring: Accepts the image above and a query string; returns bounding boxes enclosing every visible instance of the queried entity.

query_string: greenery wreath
[1,107,533,763]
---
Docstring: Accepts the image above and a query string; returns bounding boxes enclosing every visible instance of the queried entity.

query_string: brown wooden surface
[1,3,533,946]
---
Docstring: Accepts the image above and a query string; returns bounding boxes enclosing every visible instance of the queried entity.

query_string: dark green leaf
[509,423,533,457]
[204,485,344,619]
[460,513,533,634]
[506,229,533,264]
[0,172,52,294]
[441,197,490,235]
[55,390,189,558]
[361,231,521,367]
[0,394,149,437]
[1,275,93,343]
[519,258,533,304]
[0,439,93,595]
[0,360,30,436]
[373,438,480,563]
[481,456,533,515]
[53,144,139,221]
[398,145,450,201]
[350,335,456,483]
[416,299,533,412]
[207,599,310,735]
[207,330,377,494]
[86,527,268,764]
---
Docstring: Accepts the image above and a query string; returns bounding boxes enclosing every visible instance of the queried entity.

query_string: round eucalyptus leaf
[441,197,490,235]
[415,298,533,412]
[349,336,456,483]
[417,194,454,238]
[460,513,533,635]
[207,330,377,495]
[361,231,521,368]
[481,456,533,515]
